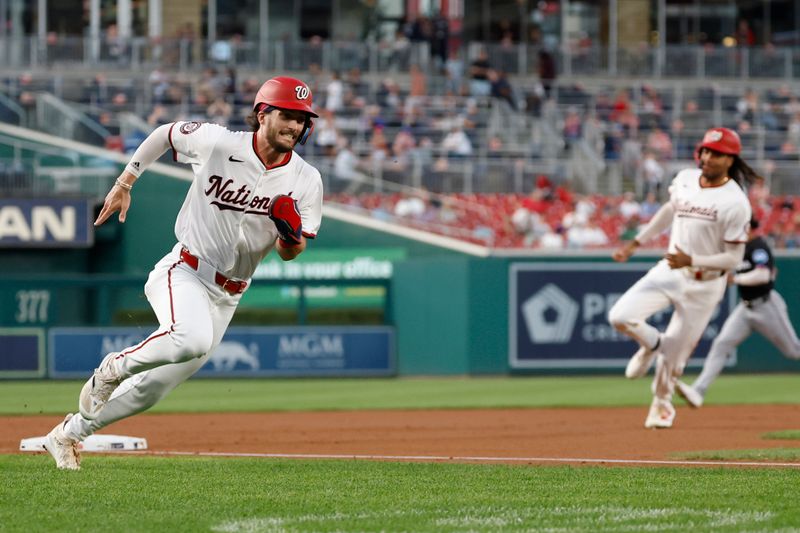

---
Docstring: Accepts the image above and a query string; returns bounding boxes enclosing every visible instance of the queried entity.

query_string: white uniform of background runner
[608,127,753,429]
[42,76,322,469]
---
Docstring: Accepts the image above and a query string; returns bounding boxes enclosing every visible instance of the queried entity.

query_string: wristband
[115,178,133,191]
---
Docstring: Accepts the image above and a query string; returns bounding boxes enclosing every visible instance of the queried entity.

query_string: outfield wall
[2,125,799,378]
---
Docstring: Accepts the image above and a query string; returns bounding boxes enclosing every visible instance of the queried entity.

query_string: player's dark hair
[730,156,762,188]
[245,110,260,132]
[750,217,760,230]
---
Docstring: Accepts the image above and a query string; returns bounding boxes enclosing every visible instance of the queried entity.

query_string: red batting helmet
[698,127,741,156]
[253,76,318,118]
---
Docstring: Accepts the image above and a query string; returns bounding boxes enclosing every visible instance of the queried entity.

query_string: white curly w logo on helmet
[294,85,310,100]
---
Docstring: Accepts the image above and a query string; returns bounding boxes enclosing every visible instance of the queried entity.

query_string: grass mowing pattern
[2,374,800,415]
[3,455,799,532]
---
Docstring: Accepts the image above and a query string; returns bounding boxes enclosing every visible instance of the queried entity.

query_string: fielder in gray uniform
[676,218,800,407]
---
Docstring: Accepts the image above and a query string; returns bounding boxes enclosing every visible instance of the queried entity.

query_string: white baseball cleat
[675,380,704,408]
[644,398,676,429]
[44,414,81,470]
[625,337,661,379]
[79,352,122,420]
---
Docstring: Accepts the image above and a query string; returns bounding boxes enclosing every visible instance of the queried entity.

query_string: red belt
[180,247,248,295]
[694,269,724,281]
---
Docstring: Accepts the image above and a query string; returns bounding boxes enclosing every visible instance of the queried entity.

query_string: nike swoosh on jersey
[228,155,245,162]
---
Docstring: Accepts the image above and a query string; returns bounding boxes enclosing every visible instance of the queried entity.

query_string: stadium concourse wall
[2,125,800,377]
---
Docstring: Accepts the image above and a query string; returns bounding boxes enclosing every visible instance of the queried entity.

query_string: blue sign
[509,262,736,369]
[0,199,93,247]
[48,326,395,378]
[0,328,46,377]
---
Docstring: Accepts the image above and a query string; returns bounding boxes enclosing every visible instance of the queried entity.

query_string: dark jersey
[736,236,774,301]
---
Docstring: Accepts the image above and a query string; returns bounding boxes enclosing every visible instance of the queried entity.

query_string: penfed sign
[509,262,736,370]
[0,199,93,247]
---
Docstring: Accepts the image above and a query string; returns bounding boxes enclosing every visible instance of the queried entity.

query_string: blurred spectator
[520,187,550,215]
[207,97,233,127]
[347,67,369,107]
[377,79,402,111]
[333,137,367,194]
[430,11,449,68]
[369,124,390,163]
[619,214,641,241]
[640,85,664,127]
[387,29,411,71]
[444,49,464,95]
[391,126,417,169]
[87,74,109,105]
[736,89,758,124]
[539,225,565,249]
[787,112,800,147]
[104,23,127,63]
[736,19,756,46]
[441,125,473,157]
[620,127,642,180]
[645,126,673,161]
[566,214,609,248]
[406,64,427,114]
[562,107,583,148]
[618,191,641,220]
[610,89,632,124]
[468,49,492,97]
[325,71,345,112]
[221,67,237,96]
[490,69,517,110]
[394,194,427,217]
[640,191,660,219]
[538,48,557,98]
[198,66,224,101]
[149,68,170,103]
[641,150,665,199]
[147,105,171,127]
[314,109,340,156]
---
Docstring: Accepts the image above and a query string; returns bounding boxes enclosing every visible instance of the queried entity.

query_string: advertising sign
[0,328,46,377]
[509,263,736,369]
[0,199,93,247]
[49,326,395,378]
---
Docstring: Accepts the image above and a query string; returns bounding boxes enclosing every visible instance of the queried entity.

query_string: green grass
[3,455,800,532]
[6,375,800,532]
[675,448,800,462]
[2,374,800,415]
[763,430,800,440]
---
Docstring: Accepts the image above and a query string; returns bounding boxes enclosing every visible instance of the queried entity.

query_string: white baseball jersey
[167,121,323,280]
[667,168,751,257]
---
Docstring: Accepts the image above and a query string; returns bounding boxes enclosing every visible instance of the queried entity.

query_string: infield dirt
[5,405,800,464]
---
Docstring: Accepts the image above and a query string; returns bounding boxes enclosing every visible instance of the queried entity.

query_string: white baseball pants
[65,244,241,441]
[608,260,727,401]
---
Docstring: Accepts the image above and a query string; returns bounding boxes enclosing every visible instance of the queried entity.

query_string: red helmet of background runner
[253,76,318,117]
[698,127,741,156]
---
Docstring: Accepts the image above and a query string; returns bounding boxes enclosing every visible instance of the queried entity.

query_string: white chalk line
[148,450,800,468]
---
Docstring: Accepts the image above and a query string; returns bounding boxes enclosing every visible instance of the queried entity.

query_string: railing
[3,35,800,80]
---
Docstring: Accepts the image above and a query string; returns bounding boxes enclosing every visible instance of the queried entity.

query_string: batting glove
[268,194,303,245]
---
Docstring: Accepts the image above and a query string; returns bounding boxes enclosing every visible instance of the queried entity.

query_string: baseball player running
[608,127,759,429]
[43,76,323,469]
[676,217,800,407]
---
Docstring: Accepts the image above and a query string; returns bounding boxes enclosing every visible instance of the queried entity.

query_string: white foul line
[150,450,800,468]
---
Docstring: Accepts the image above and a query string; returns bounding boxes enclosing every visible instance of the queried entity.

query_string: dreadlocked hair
[729,156,762,188]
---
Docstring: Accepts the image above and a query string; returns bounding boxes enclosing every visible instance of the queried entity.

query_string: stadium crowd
[3,48,800,249]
